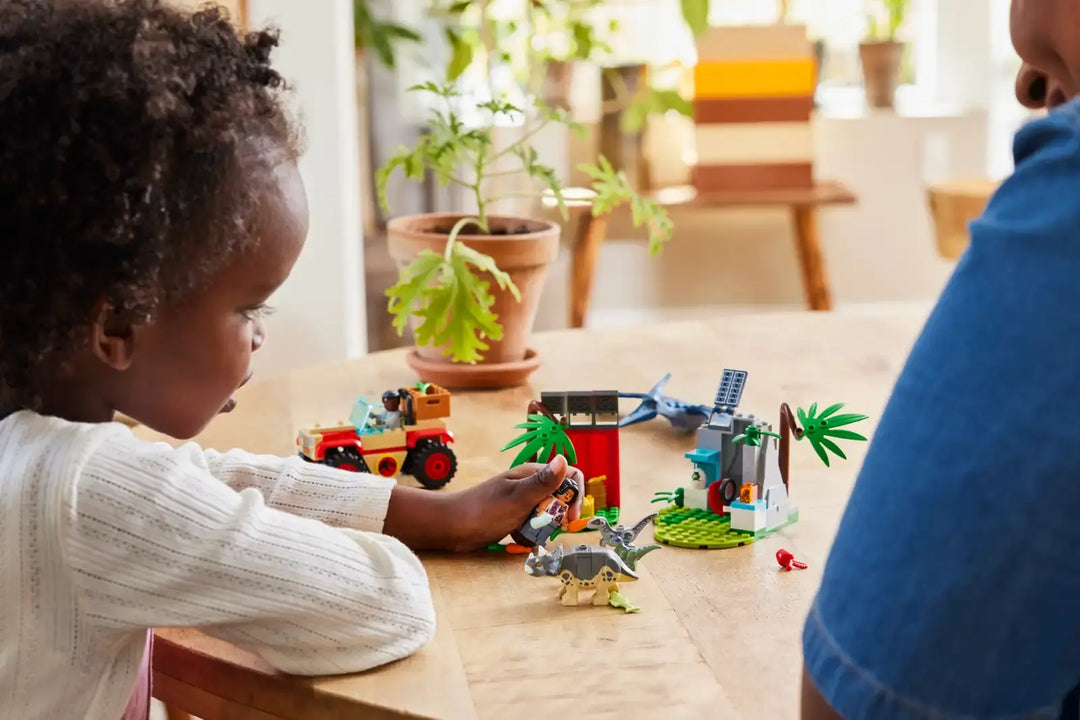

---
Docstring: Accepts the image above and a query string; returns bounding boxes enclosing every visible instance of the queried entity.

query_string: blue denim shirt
[803,100,1080,719]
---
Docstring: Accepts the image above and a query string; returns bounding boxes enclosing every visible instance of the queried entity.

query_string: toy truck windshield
[348,397,375,431]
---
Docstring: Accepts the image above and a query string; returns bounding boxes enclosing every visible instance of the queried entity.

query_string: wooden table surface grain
[134,307,930,720]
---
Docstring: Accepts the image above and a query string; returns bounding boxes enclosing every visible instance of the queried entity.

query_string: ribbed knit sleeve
[59,425,436,676]
[199,446,395,532]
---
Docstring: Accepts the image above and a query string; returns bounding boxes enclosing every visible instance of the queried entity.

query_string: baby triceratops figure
[525,544,638,607]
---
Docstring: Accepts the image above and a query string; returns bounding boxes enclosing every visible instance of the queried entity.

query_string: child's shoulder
[0,409,152,476]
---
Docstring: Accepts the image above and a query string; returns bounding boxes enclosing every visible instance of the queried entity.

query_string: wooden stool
[567,182,857,328]
[927,179,1000,260]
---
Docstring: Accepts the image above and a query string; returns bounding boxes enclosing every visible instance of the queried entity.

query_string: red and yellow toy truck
[296,383,457,490]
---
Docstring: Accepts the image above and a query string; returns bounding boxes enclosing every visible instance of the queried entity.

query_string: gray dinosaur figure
[525,544,638,607]
[585,513,661,570]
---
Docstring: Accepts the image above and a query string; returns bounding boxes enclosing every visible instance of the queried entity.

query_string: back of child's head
[0,0,301,415]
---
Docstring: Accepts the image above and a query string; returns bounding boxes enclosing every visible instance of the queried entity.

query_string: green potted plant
[859,0,909,108]
[377,80,672,388]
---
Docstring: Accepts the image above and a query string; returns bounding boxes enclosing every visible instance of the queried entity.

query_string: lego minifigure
[518,477,580,547]
[378,390,403,430]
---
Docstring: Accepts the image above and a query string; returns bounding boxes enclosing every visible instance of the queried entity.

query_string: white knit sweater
[0,410,436,720]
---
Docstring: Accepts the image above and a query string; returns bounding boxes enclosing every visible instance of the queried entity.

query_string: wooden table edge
[152,632,437,720]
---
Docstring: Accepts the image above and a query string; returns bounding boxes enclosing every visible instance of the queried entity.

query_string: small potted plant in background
[859,0,909,108]
[377,81,673,389]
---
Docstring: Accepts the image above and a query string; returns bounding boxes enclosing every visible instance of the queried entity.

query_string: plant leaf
[577,156,673,255]
[445,27,475,81]
[384,249,446,335]
[680,0,710,36]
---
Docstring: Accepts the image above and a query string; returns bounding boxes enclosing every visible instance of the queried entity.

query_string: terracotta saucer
[405,348,541,389]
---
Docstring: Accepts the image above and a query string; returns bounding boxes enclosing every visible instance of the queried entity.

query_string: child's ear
[89,300,136,371]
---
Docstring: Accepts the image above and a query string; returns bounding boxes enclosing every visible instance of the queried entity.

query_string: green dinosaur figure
[586,514,662,571]
[615,543,661,571]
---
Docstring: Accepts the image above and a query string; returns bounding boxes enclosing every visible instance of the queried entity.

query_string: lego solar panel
[714,369,747,412]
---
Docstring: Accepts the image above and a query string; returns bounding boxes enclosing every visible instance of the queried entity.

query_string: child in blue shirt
[802,3,1080,718]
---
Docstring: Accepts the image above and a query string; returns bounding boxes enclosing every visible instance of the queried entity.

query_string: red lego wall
[562,426,621,508]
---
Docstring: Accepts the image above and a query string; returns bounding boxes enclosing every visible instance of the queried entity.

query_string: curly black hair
[0,0,301,411]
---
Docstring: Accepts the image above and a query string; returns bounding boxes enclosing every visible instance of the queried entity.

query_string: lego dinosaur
[585,513,661,570]
[618,373,712,432]
[524,544,638,607]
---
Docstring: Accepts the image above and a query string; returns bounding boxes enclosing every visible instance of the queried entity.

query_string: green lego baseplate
[652,505,799,549]
[550,505,621,539]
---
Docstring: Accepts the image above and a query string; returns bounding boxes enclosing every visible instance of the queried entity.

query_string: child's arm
[199,445,583,552]
[61,427,435,676]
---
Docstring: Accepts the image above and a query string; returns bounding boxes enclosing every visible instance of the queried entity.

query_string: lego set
[501,390,623,529]
[296,382,458,490]
[650,370,867,549]
[524,511,660,613]
[296,369,866,610]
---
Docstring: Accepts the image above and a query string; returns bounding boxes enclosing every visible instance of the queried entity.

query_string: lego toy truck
[296,384,457,490]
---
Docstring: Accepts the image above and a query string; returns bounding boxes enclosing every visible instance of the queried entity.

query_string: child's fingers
[519,455,567,497]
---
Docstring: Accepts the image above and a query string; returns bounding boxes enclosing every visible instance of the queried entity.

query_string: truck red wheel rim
[377,456,398,476]
[338,463,358,472]
[425,453,451,481]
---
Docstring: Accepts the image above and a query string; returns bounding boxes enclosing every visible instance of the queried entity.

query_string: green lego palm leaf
[817,402,846,419]
[818,436,847,460]
[510,436,553,467]
[795,401,870,467]
[806,436,832,466]
[822,413,869,429]
[501,413,577,467]
[821,429,868,442]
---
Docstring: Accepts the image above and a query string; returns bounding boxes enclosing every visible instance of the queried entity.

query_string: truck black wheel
[406,440,457,490]
[322,446,369,474]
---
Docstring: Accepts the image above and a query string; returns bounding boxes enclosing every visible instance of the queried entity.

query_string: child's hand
[449,455,583,552]
[383,455,584,553]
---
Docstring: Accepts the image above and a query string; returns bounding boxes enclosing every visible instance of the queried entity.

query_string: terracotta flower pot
[386,213,560,389]
[859,40,905,109]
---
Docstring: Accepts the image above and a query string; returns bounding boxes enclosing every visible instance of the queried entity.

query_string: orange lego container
[406,383,451,421]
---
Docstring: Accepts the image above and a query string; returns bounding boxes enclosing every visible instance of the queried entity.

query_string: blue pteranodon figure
[618,373,713,432]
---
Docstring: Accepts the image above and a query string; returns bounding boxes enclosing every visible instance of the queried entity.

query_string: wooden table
[926,178,999,260]
[570,182,857,328]
[136,307,928,720]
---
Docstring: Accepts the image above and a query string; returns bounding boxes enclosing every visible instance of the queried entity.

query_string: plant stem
[478,0,494,92]
[483,168,530,179]
[443,216,484,262]
[473,146,488,231]
[490,116,552,163]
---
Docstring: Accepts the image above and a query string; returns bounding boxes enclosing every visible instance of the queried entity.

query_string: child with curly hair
[0,2,582,719]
